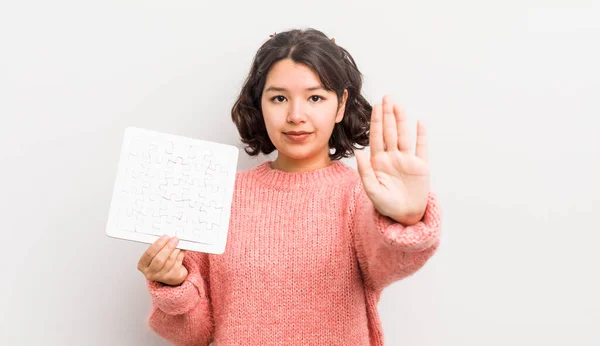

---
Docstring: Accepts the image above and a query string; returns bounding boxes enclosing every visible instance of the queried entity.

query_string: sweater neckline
[252,160,352,190]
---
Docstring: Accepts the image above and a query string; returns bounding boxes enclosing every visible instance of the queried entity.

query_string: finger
[159,249,181,275]
[355,150,379,194]
[163,250,187,283]
[148,237,179,273]
[394,104,411,152]
[415,120,428,162]
[369,104,384,154]
[176,249,186,266]
[138,235,170,270]
[382,95,397,151]
[174,250,186,275]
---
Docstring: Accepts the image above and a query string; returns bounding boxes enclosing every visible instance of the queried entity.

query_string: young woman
[137,28,442,345]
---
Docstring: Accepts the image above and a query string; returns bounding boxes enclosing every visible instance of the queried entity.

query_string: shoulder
[336,161,378,214]
[232,161,267,189]
[235,161,268,176]
[335,160,363,186]
[330,161,367,205]
[339,165,362,190]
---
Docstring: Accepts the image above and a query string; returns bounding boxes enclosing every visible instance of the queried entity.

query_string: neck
[271,153,332,173]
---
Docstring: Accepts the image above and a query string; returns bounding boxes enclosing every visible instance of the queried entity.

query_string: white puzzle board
[106,127,239,254]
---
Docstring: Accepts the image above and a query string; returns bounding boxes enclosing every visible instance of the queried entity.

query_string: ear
[335,89,348,123]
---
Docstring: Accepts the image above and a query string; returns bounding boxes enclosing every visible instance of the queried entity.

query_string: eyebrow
[264,85,326,93]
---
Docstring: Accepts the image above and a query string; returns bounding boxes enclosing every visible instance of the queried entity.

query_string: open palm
[355,95,430,225]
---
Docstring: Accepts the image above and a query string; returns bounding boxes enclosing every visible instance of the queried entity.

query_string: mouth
[285,131,311,135]
[283,131,313,142]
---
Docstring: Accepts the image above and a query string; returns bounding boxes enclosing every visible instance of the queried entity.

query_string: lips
[285,131,311,135]
[284,131,312,142]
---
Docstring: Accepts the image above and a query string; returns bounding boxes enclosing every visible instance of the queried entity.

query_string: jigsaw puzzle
[105,127,239,254]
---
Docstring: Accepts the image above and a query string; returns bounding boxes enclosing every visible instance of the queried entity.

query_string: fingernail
[169,237,179,246]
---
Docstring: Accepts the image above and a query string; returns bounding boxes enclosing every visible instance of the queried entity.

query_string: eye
[271,95,286,103]
[310,95,324,102]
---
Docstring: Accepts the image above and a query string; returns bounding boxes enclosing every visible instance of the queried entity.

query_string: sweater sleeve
[145,251,214,346]
[349,180,442,293]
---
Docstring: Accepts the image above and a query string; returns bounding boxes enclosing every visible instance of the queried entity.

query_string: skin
[260,58,348,173]
[138,58,432,286]
[138,235,187,286]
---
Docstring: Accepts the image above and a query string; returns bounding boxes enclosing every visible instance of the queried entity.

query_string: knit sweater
[146,160,442,346]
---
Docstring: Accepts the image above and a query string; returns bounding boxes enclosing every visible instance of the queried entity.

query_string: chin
[273,134,331,161]
[280,149,314,160]
[276,144,318,161]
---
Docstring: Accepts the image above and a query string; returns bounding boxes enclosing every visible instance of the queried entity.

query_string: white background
[1,1,598,345]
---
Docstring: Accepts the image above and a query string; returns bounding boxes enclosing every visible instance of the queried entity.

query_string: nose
[286,100,306,124]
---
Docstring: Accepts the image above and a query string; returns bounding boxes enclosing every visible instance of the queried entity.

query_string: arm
[146,251,214,346]
[349,181,442,293]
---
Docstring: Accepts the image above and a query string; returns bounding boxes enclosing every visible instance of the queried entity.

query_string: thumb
[355,150,378,193]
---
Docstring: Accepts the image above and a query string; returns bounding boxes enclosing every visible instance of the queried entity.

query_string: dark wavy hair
[231,28,372,161]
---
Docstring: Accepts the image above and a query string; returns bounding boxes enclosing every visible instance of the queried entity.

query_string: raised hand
[355,95,430,226]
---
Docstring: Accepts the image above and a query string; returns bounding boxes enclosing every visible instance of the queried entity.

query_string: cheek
[314,108,339,133]
[261,106,283,136]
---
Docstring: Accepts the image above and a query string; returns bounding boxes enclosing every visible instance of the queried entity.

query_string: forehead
[264,58,323,90]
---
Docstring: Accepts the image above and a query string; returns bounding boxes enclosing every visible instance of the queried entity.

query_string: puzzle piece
[151,215,184,237]
[116,195,145,231]
[157,177,193,202]
[192,222,219,244]
[199,201,223,228]
[126,135,148,157]
[164,157,192,180]
[205,164,229,194]
[147,139,166,165]
[121,171,152,195]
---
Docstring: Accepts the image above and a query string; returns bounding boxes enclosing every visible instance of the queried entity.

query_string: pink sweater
[146,160,441,345]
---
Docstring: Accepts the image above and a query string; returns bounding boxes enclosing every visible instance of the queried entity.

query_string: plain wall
[1,1,599,345]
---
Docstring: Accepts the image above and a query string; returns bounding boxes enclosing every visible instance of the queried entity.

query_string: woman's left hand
[355,95,430,226]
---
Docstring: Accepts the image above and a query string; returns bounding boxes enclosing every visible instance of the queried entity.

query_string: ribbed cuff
[147,273,206,315]
[372,192,441,252]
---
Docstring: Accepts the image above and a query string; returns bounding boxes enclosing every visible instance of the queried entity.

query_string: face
[261,58,348,168]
